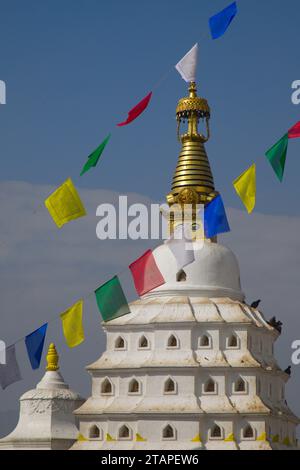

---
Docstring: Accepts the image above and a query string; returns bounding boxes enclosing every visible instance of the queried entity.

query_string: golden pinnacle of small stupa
[46,343,59,371]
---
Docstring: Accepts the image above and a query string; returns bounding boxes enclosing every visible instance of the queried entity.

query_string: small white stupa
[0,343,83,450]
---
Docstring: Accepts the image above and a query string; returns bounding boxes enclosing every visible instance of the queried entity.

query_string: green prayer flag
[94,275,130,322]
[80,134,111,176]
[265,133,288,182]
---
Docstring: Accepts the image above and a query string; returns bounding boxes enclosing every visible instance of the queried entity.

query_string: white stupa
[0,344,84,450]
[71,82,299,450]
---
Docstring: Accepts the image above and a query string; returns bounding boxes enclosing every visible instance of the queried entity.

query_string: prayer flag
[45,178,86,228]
[288,121,300,139]
[204,195,230,238]
[0,345,22,390]
[25,323,48,370]
[209,2,238,40]
[175,43,198,83]
[265,133,288,182]
[233,163,256,213]
[60,300,84,348]
[165,223,195,270]
[129,249,165,296]
[80,134,111,176]
[117,92,152,127]
[95,276,130,322]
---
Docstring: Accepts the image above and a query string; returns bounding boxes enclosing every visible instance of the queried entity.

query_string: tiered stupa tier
[71,82,298,450]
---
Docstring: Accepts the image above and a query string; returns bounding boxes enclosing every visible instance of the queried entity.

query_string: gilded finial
[166,81,219,236]
[167,82,217,206]
[176,81,210,143]
[46,343,59,371]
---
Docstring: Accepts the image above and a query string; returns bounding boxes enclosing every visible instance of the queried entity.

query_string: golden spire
[46,343,59,371]
[167,82,218,212]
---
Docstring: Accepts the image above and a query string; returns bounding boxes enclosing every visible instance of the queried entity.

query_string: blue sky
[0,0,299,215]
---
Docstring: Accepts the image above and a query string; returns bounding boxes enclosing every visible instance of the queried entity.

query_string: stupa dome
[151,240,244,301]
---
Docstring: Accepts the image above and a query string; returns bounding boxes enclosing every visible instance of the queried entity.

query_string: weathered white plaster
[0,366,83,450]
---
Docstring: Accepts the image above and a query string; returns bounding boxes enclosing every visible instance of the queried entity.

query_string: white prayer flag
[0,345,22,390]
[165,223,195,270]
[175,43,198,82]
[0,340,5,365]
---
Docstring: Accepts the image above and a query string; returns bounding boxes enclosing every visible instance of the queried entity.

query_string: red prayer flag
[288,121,300,139]
[129,249,165,296]
[117,92,152,127]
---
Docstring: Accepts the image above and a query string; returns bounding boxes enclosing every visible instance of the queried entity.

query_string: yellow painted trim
[106,433,116,441]
[224,433,235,442]
[136,433,147,442]
[77,433,88,442]
[282,437,291,446]
[191,434,202,442]
[272,434,279,443]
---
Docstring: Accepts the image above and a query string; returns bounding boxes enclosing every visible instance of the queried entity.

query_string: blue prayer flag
[25,323,48,370]
[204,195,230,238]
[209,2,237,40]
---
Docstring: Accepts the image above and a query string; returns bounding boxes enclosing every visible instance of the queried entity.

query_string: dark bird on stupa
[250,299,261,309]
[268,316,283,333]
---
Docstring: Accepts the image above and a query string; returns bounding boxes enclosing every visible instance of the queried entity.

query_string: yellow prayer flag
[233,164,256,214]
[60,300,84,348]
[45,178,86,228]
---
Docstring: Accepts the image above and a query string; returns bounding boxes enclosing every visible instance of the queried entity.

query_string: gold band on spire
[46,343,59,371]
[167,82,218,210]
